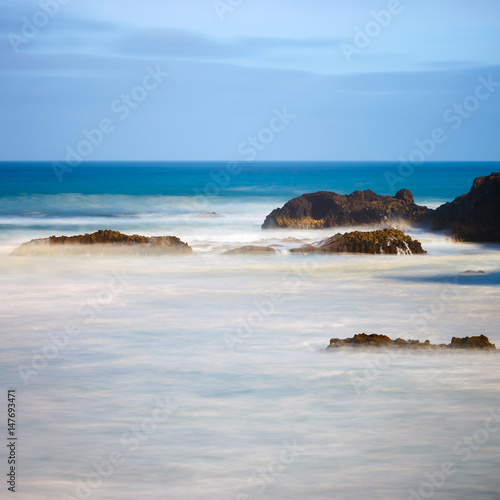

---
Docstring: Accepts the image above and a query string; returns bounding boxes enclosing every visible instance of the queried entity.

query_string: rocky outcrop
[448,335,496,349]
[11,230,193,256]
[195,212,224,218]
[290,228,426,255]
[262,189,429,229]
[224,245,275,255]
[327,333,496,350]
[432,172,500,242]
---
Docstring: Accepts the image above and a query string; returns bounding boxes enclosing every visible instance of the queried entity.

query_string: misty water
[1,163,500,499]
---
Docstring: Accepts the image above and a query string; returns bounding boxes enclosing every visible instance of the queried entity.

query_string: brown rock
[10,230,193,256]
[327,334,496,350]
[291,228,426,255]
[262,189,429,229]
[449,335,496,349]
[224,245,275,255]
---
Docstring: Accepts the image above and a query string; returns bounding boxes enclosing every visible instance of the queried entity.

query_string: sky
[1,0,500,162]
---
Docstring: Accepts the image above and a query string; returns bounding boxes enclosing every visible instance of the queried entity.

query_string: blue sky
[1,0,500,161]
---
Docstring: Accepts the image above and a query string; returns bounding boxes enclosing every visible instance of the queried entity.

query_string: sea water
[0,162,499,499]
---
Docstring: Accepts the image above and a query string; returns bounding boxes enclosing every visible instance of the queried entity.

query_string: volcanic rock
[11,230,193,256]
[262,189,429,229]
[432,172,500,242]
[327,333,496,350]
[290,228,426,255]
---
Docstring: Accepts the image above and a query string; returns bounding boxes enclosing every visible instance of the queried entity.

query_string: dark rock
[11,230,193,256]
[432,172,500,242]
[290,228,426,255]
[449,335,495,349]
[262,189,429,229]
[195,212,224,218]
[224,245,275,255]
[326,333,496,350]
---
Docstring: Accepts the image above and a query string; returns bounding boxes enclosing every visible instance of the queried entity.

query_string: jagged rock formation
[327,333,496,350]
[261,173,500,243]
[262,189,429,229]
[224,245,275,255]
[11,230,193,256]
[290,228,426,255]
[432,172,500,242]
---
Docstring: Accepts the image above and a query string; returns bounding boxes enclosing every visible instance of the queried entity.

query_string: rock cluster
[262,173,500,243]
[432,172,500,242]
[11,230,193,256]
[262,189,429,229]
[290,228,426,255]
[327,333,496,350]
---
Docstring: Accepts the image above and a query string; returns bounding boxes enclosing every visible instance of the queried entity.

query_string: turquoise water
[0,161,496,198]
[1,162,500,499]
[0,161,498,249]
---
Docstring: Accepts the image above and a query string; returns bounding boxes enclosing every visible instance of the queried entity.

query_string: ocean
[1,161,500,499]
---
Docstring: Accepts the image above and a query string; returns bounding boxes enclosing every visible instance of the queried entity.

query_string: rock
[326,333,496,350]
[195,212,224,218]
[224,245,276,255]
[290,244,321,255]
[262,189,429,229]
[290,228,426,255]
[449,335,496,349]
[432,172,500,242]
[10,230,193,256]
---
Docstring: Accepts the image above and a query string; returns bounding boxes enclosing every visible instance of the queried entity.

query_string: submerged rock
[11,230,193,256]
[262,189,429,229]
[224,245,275,255]
[290,228,426,255]
[431,172,500,242]
[195,212,224,218]
[327,333,496,350]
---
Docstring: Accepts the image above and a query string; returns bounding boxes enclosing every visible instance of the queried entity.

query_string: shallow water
[1,245,500,499]
[1,163,500,499]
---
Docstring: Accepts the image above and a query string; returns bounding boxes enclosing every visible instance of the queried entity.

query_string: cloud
[1,0,500,161]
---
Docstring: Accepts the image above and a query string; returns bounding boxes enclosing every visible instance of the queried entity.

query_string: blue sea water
[1,162,500,499]
[0,161,497,250]
[0,160,496,198]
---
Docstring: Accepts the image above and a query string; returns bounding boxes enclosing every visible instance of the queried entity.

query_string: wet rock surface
[262,189,430,229]
[11,230,193,255]
[290,228,426,255]
[327,333,496,350]
[224,245,276,255]
[431,172,500,242]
